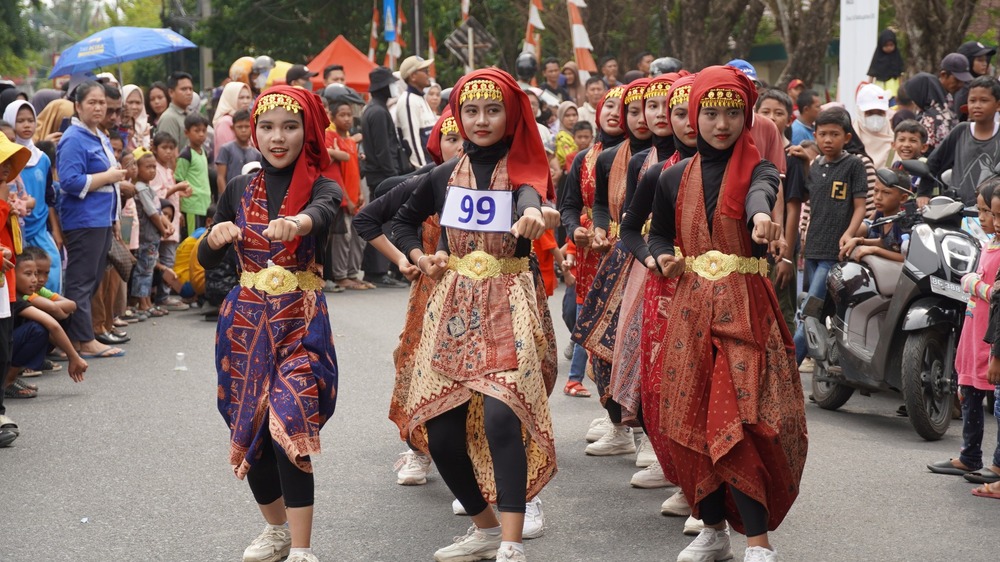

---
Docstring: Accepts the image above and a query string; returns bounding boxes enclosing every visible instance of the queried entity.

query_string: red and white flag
[567,0,597,75]
[368,4,380,62]
[461,0,470,21]
[523,0,545,58]
[428,29,438,79]
[384,4,406,68]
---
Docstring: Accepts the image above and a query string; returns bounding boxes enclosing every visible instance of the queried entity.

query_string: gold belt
[240,264,324,295]
[608,221,620,239]
[447,250,529,280]
[684,250,768,281]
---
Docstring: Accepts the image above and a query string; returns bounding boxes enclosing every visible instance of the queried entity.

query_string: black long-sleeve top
[559,133,626,235]
[361,97,407,183]
[355,172,427,242]
[392,142,542,259]
[621,139,697,263]
[592,136,652,229]
[197,167,342,268]
[647,157,779,260]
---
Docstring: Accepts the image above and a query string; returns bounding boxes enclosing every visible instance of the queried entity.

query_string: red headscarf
[688,65,760,220]
[426,107,457,166]
[666,74,696,109]
[619,78,651,138]
[449,68,552,199]
[251,85,331,252]
[595,85,625,135]
[644,72,681,104]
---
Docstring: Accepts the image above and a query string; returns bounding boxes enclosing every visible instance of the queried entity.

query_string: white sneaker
[683,515,705,535]
[585,414,612,442]
[433,526,502,562]
[585,424,636,456]
[452,498,467,515]
[635,435,656,467]
[286,553,319,562]
[243,525,291,562]
[394,450,433,485]
[631,460,672,488]
[744,546,778,562]
[522,497,544,539]
[563,342,574,360]
[661,490,692,516]
[676,527,734,562]
[496,544,527,562]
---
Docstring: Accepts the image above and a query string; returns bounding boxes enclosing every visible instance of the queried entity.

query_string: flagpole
[413,0,421,57]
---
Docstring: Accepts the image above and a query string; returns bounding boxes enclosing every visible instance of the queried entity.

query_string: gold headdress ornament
[440,116,459,136]
[605,86,625,100]
[669,85,692,109]
[623,84,647,106]
[459,79,504,105]
[700,88,745,109]
[644,81,672,100]
[253,93,303,118]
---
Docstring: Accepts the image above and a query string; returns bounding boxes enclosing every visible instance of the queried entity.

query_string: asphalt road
[1,286,996,562]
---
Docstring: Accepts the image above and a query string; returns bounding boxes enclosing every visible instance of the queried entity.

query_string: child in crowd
[927,76,1000,206]
[151,132,191,310]
[175,113,212,235]
[793,108,869,365]
[215,109,260,196]
[15,247,76,320]
[840,168,912,262]
[929,178,1000,489]
[891,119,928,194]
[327,99,370,290]
[173,203,215,304]
[131,148,174,317]
[8,252,86,399]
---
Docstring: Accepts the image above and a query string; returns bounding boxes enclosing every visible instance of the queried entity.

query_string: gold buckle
[447,250,528,280]
[684,250,768,281]
[240,265,323,295]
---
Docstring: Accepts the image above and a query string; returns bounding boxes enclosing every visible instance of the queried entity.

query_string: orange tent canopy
[306,35,378,93]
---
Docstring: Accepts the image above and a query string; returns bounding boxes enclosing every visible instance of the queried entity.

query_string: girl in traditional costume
[198,86,341,562]
[392,68,555,562]
[646,66,808,562]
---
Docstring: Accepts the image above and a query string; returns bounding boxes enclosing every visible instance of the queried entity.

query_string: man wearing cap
[285,64,318,90]
[939,52,974,114]
[394,55,436,169]
[954,43,997,121]
[361,66,411,288]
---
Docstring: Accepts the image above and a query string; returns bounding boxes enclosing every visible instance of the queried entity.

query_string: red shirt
[0,200,14,300]
[321,129,345,189]
[532,230,558,297]
[335,133,361,207]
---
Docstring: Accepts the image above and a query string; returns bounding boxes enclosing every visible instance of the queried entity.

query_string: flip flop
[972,482,1000,499]
[964,467,1000,484]
[563,381,592,398]
[47,350,69,362]
[79,347,125,359]
[927,459,973,475]
[338,279,373,291]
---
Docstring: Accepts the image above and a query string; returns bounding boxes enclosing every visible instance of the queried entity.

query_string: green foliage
[0,0,43,77]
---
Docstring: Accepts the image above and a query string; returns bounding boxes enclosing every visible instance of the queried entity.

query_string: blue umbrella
[49,27,196,78]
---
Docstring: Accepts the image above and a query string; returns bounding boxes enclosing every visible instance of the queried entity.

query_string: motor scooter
[802,164,979,440]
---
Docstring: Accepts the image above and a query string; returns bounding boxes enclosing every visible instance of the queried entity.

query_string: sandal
[47,349,69,362]
[337,278,374,291]
[972,481,1000,499]
[564,381,592,398]
[4,379,38,399]
[41,360,62,372]
[18,377,38,391]
[113,317,129,328]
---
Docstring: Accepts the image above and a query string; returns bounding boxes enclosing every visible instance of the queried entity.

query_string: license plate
[929,276,969,303]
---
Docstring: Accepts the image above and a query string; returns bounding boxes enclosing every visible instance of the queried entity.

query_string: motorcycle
[802,163,980,440]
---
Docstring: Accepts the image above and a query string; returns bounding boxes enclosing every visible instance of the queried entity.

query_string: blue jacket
[57,120,118,230]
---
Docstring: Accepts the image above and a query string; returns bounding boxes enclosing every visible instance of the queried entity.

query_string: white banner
[838,0,879,118]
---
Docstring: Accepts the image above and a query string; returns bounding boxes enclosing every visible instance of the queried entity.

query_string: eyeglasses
[106,107,122,115]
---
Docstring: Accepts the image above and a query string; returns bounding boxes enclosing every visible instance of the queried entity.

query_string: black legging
[698,485,769,538]
[425,396,527,514]
[245,428,315,509]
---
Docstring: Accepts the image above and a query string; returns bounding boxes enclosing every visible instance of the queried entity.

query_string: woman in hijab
[554,100,579,169]
[121,85,151,151]
[867,29,905,98]
[647,65,807,562]
[852,83,895,168]
[391,68,555,562]
[197,86,341,562]
[212,81,254,158]
[30,89,63,115]
[900,72,955,154]
[33,99,74,146]
[0,89,28,118]
[561,61,585,106]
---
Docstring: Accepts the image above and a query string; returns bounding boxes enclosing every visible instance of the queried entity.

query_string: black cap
[958,40,997,60]
[941,53,974,82]
[368,66,394,92]
[285,64,318,83]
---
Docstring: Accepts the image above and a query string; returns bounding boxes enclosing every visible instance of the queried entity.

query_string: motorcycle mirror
[876,167,915,197]
[898,159,930,178]
[941,169,953,187]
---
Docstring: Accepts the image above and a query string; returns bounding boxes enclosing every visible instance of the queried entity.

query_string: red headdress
[666,74,696,110]
[449,68,552,199]
[619,78,651,138]
[644,73,681,104]
[251,85,331,252]
[426,107,458,166]
[688,65,760,220]
[595,85,625,135]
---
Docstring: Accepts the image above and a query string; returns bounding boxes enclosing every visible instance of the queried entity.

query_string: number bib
[439,186,513,233]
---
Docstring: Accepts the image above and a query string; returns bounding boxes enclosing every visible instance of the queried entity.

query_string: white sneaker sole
[661,499,692,517]
[243,545,290,562]
[522,524,544,539]
[397,474,428,485]
[585,443,636,456]
[677,550,733,562]
[631,475,672,488]
[433,547,500,562]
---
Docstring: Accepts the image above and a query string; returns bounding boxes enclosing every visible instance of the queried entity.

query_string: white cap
[856,83,890,113]
[241,161,262,175]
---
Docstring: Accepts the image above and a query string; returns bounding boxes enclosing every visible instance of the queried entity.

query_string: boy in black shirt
[793,108,869,364]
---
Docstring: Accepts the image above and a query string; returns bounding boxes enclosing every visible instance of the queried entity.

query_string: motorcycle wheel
[811,364,854,410]
[901,328,953,441]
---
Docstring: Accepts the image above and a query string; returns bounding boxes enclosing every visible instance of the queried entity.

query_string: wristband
[781,258,793,265]
[416,254,429,273]
[282,215,302,233]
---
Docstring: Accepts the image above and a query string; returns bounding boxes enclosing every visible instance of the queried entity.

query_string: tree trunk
[765,0,839,88]
[892,0,980,76]
[663,0,764,71]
